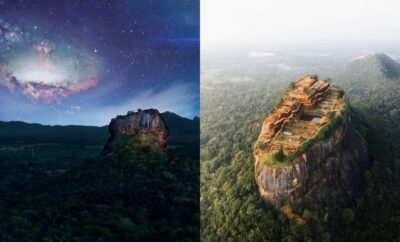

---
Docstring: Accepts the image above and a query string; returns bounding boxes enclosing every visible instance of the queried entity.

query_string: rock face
[255,115,369,209]
[102,109,168,153]
[254,77,369,209]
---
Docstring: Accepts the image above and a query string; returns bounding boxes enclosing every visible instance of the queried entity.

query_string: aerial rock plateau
[254,76,369,209]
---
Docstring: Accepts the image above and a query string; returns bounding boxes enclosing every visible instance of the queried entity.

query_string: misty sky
[202,0,400,49]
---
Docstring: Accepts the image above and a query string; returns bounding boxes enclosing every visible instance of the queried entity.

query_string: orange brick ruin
[255,76,342,157]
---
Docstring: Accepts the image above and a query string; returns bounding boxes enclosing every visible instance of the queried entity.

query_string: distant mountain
[346,53,400,80]
[331,52,400,158]
[333,53,400,109]
[0,120,106,134]
[161,111,199,137]
[0,120,108,146]
[160,112,199,159]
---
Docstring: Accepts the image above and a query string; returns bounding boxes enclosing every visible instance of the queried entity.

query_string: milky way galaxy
[0,1,199,125]
[0,28,99,103]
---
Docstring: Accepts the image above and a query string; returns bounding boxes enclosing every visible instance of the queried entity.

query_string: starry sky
[0,0,199,126]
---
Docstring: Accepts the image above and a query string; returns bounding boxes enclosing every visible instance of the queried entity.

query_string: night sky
[0,0,199,126]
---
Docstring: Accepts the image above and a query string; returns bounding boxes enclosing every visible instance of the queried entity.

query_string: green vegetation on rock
[260,153,290,168]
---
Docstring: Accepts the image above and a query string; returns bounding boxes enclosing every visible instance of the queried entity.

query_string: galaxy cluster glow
[0,1,199,125]
[0,20,99,103]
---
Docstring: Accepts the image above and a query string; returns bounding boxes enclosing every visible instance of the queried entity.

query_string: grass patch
[255,141,267,149]
[337,88,345,99]
[260,153,291,168]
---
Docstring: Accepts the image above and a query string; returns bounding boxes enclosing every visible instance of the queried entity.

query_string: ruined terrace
[255,76,343,159]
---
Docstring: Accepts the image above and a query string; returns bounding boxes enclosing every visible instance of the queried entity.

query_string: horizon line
[0,111,200,127]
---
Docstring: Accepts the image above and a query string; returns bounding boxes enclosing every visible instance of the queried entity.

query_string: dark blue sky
[0,0,199,125]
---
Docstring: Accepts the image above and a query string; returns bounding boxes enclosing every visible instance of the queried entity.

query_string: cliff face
[255,114,369,208]
[102,109,168,153]
[254,76,369,209]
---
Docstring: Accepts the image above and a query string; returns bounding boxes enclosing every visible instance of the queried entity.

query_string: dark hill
[0,111,199,241]
[161,112,199,159]
[161,111,200,136]
[0,121,108,145]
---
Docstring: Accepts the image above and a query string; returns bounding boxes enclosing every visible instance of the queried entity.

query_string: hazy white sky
[202,0,400,48]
